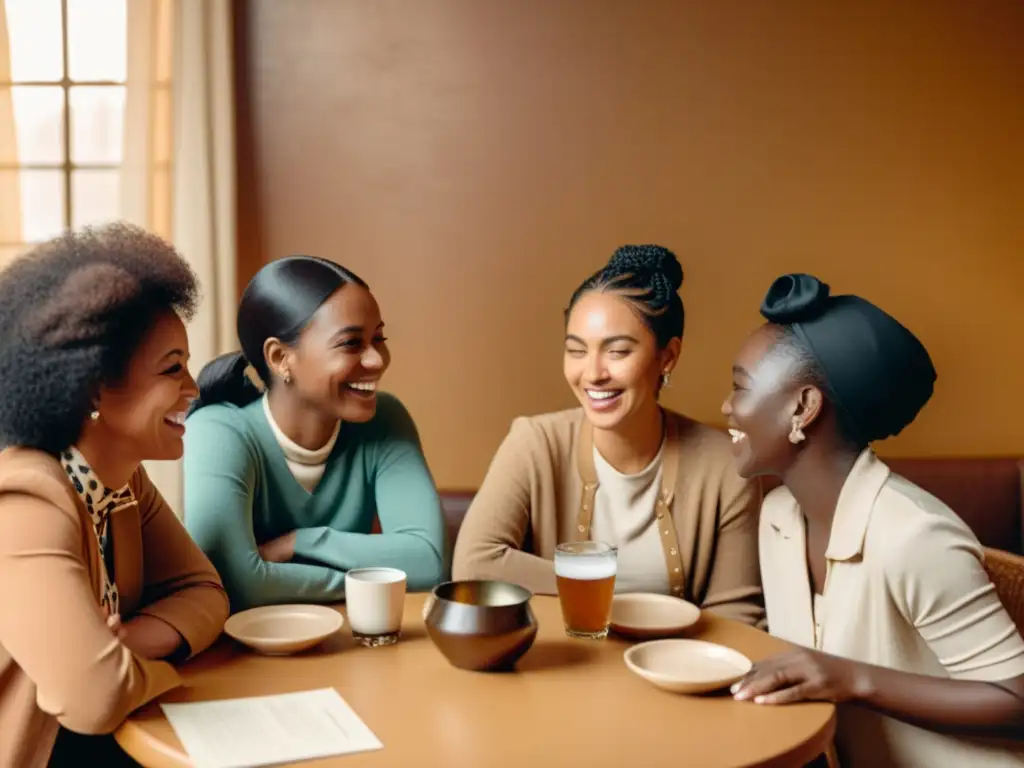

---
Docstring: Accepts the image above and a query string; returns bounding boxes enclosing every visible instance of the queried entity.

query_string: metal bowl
[424,580,538,672]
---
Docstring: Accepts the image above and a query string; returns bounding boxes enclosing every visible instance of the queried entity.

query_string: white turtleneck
[262,396,341,493]
[589,441,670,595]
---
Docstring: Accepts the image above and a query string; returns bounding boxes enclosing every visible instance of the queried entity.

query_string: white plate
[609,593,701,639]
[624,639,752,694]
[224,604,344,655]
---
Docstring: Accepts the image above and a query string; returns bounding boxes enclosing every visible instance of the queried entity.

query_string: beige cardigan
[0,447,230,768]
[452,408,765,626]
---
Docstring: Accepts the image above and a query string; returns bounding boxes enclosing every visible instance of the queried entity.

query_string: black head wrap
[760,273,936,444]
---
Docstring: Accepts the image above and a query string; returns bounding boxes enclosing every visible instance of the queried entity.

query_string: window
[1,0,127,263]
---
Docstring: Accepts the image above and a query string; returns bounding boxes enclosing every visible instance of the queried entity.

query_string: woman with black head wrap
[723,274,1024,766]
[453,245,764,628]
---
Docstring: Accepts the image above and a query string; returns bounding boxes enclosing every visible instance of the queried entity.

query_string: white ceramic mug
[344,567,407,647]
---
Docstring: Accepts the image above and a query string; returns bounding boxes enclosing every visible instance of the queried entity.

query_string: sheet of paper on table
[160,688,383,768]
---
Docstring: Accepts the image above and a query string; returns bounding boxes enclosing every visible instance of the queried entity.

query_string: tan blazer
[452,408,764,626]
[0,447,230,768]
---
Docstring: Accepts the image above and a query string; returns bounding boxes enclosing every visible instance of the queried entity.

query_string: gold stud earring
[788,417,805,444]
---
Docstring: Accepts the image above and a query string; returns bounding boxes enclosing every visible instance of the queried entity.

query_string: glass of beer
[554,541,617,639]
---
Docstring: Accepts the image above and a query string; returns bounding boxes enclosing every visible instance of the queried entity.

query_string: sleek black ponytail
[191,351,258,412]
[189,255,368,414]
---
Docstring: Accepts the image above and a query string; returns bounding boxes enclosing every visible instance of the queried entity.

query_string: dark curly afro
[0,222,200,454]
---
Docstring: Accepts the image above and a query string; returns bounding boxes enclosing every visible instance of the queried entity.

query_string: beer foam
[554,554,617,580]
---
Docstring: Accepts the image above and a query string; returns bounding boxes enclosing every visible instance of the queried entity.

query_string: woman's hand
[259,531,297,563]
[731,647,872,705]
[732,648,1024,739]
[119,614,186,660]
[106,608,183,660]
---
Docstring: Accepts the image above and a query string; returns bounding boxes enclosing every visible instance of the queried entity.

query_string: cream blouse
[760,449,1024,767]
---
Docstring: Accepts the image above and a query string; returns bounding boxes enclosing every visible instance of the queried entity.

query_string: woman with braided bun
[724,274,1024,766]
[453,245,764,627]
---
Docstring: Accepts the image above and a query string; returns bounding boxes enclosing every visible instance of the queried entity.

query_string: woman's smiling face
[721,324,814,479]
[563,290,678,432]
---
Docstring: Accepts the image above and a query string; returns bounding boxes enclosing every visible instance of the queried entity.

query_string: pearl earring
[90,410,100,422]
[283,371,293,385]
[788,417,805,444]
[661,372,671,388]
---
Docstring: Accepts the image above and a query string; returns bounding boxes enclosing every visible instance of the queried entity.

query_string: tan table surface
[115,594,835,768]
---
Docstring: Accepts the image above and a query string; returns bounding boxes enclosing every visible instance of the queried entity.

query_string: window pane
[67,0,126,82]
[0,170,66,241]
[7,86,64,164]
[4,0,63,82]
[71,170,119,229]
[70,86,125,164]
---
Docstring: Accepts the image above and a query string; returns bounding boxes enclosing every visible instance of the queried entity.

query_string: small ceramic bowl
[224,604,344,655]
[624,639,752,694]
[609,593,701,639]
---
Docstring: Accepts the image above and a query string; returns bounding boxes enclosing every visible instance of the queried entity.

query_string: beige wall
[236,0,1024,489]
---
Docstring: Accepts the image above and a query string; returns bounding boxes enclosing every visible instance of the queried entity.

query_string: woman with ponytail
[452,245,764,627]
[183,256,445,611]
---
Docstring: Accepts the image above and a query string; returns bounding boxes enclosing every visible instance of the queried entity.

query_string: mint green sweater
[182,394,446,611]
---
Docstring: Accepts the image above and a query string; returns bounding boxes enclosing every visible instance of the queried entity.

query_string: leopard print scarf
[59,446,136,618]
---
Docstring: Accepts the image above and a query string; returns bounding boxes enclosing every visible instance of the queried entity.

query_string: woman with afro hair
[0,223,229,767]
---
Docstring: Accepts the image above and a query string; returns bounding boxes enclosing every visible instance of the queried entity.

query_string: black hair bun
[760,273,832,324]
[606,244,683,293]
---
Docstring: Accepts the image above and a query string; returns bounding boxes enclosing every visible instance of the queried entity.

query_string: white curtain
[123,0,237,515]
[0,1,23,263]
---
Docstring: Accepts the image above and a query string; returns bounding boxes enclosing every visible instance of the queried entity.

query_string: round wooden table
[116,594,835,767]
